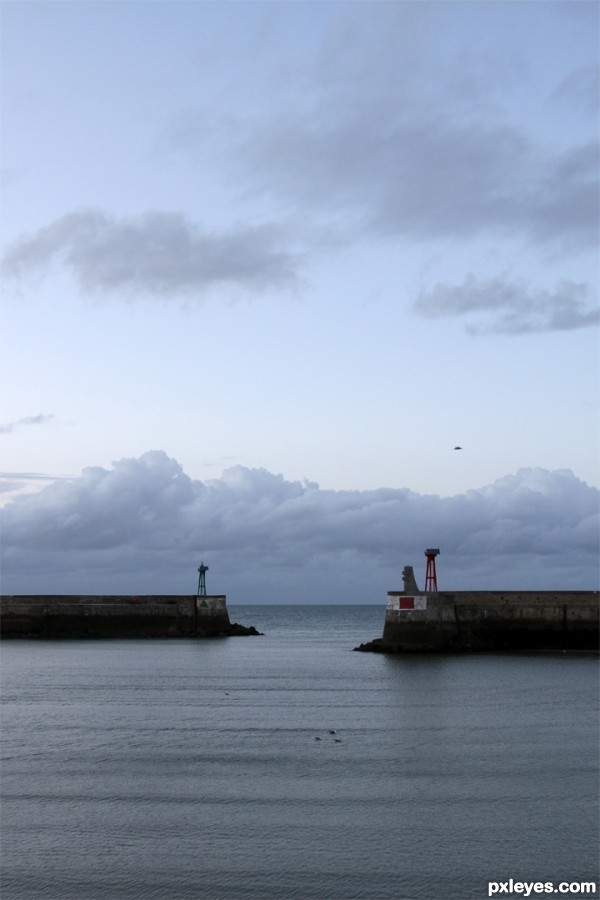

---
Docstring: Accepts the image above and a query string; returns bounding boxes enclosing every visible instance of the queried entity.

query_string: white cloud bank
[1,451,597,600]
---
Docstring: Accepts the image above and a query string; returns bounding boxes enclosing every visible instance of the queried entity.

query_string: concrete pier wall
[0,595,256,639]
[380,591,599,652]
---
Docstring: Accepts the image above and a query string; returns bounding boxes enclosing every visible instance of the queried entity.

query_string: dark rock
[228,622,263,636]
[353,638,384,652]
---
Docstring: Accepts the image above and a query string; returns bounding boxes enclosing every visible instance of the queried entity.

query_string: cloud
[0,414,54,435]
[552,65,600,114]
[2,209,302,299]
[0,471,71,505]
[165,5,599,253]
[1,451,597,598]
[413,275,599,335]
[4,9,596,316]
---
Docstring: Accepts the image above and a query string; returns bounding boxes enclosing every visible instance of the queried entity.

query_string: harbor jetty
[356,559,599,653]
[0,594,261,639]
[1,562,261,639]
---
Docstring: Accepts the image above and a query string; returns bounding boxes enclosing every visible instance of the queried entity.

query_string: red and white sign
[387,595,428,611]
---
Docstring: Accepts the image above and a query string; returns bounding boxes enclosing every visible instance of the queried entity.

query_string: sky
[1,1,598,599]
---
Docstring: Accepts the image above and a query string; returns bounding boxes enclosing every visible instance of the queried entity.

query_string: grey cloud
[2,209,302,298]
[1,451,597,598]
[0,471,69,499]
[0,471,68,481]
[553,65,600,114]
[0,414,54,435]
[163,6,598,252]
[0,480,27,496]
[414,275,599,335]
[238,102,598,251]
[530,143,600,248]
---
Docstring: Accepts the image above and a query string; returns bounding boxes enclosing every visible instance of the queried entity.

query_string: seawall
[0,595,261,639]
[356,591,599,653]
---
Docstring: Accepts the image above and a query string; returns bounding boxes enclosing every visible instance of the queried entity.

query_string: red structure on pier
[424,549,440,592]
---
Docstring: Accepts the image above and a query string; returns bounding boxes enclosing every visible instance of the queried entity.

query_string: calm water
[1,605,598,900]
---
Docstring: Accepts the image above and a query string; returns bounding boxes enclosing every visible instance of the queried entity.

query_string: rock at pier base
[354,638,384,652]
[230,622,262,636]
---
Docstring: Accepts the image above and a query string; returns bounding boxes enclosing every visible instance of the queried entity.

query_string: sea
[1,605,598,900]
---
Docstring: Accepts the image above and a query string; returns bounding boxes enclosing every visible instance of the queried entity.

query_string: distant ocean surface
[1,605,598,900]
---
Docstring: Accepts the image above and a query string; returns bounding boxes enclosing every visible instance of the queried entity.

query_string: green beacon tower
[197,562,209,597]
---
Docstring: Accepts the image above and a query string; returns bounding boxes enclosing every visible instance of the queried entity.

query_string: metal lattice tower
[424,549,440,592]
[197,562,209,597]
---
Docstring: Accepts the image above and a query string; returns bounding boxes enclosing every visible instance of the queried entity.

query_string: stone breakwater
[355,591,599,653]
[0,595,261,639]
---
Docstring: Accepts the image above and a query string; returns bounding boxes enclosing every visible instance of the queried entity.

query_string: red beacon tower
[424,549,440,592]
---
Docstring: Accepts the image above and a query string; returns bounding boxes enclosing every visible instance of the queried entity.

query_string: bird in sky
[453,446,463,450]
